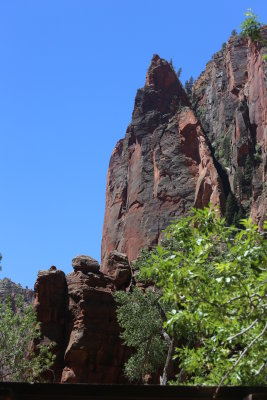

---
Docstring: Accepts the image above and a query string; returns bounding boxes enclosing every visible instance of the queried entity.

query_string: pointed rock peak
[145,54,178,90]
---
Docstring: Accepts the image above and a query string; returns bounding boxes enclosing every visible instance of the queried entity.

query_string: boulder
[72,255,100,274]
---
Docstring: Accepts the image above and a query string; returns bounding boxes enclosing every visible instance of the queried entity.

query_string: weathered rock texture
[34,258,130,383]
[0,277,34,304]
[34,268,68,381]
[101,55,225,270]
[34,30,266,384]
[192,27,267,226]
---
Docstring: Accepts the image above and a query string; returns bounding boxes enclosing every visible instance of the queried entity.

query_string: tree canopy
[116,207,267,389]
[240,9,264,42]
[0,295,55,382]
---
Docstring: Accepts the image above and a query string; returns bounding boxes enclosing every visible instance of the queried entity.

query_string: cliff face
[192,27,267,226]
[34,255,130,383]
[101,55,225,270]
[34,30,266,384]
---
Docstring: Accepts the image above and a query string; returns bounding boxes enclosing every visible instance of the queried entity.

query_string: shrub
[240,9,263,42]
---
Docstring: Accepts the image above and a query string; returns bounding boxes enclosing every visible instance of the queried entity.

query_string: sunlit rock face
[101,55,225,271]
[192,27,267,227]
[34,30,266,382]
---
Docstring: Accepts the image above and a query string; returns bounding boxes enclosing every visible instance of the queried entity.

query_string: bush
[240,9,263,42]
[0,295,55,382]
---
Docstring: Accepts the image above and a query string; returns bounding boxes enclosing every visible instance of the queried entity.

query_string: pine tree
[185,76,194,97]
[225,192,238,225]
[176,67,182,79]
[244,155,253,185]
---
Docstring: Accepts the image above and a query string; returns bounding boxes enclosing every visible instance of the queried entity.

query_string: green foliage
[114,287,167,382]
[240,9,263,42]
[225,192,238,225]
[263,54,267,62]
[254,144,262,163]
[184,76,194,98]
[139,207,267,386]
[243,155,253,196]
[176,67,182,79]
[0,295,55,382]
[213,134,231,165]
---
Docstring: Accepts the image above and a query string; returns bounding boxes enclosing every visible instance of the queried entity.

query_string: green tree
[243,154,253,197]
[176,67,182,79]
[184,76,194,97]
[133,208,267,390]
[225,192,238,225]
[115,287,172,383]
[0,295,55,382]
[240,9,263,42]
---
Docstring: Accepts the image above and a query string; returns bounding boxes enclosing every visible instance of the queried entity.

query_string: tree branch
[160,330,175,386]
[214,322,267,398]
[226,319,258,342]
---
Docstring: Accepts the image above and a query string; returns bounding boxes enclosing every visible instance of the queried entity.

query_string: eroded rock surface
[34,255,130,383]
[72,255,100,274]
[34,268,68,381]
[101,55,224,270]
[192,27,267,226]
[34,32,266,383]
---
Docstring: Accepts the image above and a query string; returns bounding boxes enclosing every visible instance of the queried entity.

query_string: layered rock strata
[35,32,266,383]
[192,27,267,226]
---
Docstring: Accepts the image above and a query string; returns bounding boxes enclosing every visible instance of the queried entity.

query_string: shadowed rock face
[34,268,68,382]
[34,34,266,383]
[34,257,130,384]
[192,27,267,226]
[101,55,225,270]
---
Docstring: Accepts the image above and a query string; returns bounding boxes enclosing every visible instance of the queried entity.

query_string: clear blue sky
[0,1,266,288]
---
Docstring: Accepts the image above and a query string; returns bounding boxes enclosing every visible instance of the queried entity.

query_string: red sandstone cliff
[101,55,225,270]
[34,31,266,384]
[192,27,267,227]
[34,254,131,383]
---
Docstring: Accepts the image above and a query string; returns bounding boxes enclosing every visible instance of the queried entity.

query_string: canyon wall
[101,55,225,271]
[192,27,267,227]
[35,28,266,383]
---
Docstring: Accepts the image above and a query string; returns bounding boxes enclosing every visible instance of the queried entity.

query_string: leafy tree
[240,9,263,42]
[115,287,170,383]
[131,207,267,389]
[0,295,55,382]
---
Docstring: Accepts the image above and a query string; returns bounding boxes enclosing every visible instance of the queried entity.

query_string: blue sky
[0,0,266,288]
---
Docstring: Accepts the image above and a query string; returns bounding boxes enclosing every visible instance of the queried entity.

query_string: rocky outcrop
[34,256,130,383]
[192,27,267,226]
[34,267,68,381]
[0,277,34,303]
[101,55,225,270]
[34,32,266,384]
